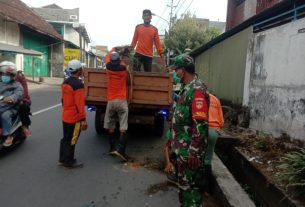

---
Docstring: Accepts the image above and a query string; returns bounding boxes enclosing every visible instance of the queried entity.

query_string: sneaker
[113,150,128,162]
[167,171,179,186]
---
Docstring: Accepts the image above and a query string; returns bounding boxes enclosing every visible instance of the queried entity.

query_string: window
[69,15,78,20]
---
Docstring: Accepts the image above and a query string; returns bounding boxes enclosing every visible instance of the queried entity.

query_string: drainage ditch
[216,138,304,207]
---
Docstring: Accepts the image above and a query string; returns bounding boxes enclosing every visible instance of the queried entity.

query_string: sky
[22,0,227,49]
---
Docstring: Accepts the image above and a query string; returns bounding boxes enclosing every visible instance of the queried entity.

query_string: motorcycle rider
[15,70,32,137]
[0,61,24,147]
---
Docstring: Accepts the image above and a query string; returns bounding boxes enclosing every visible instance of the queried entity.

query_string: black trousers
[133,53,153,72]
[59,122,81,164]
[19,102,31,127]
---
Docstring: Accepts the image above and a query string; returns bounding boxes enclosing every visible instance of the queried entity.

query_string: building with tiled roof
[0,0,63,77]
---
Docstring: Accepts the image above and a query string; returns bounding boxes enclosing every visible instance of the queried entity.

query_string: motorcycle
[0,95,27,153]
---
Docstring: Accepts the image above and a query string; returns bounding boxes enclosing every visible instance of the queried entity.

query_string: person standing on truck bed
[130,9,164,72]
[59,59,88,169]
[104,52,129,162]
[170,53,209,207]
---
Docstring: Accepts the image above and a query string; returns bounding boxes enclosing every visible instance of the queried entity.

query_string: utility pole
[167,0,176,65]
[168,0,174,29]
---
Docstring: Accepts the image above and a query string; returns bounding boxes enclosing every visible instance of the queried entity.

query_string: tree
[164,12,221,56]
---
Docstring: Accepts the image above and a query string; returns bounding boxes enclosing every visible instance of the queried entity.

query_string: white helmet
[67,59,83,72]
[0,61,17,76]
[110,52,120,62]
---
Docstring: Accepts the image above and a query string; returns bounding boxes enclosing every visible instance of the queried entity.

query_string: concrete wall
[50,43,64,77]
[64,25,89,51]
[195,27,253,104]
[244,0,257,20]
[245,18,305,141]
[34,8,79,23]
[226,0,257,31]
[64,26,79,47]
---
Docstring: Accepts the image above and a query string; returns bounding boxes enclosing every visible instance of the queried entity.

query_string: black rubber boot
[117,132,127,154]
[62,144,83,169]
[115,132,128,161]
[59,139,67,163]
[203,164,213,194]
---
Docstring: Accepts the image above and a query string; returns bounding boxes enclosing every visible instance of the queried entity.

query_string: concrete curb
[212,153,256,207]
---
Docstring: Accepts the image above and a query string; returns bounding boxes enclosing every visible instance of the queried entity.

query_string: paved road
[0,85,180,207]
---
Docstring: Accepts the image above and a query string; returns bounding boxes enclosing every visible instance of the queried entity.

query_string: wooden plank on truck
[130,72,173,106]
[84,68,173,108]
[84,68,107,103]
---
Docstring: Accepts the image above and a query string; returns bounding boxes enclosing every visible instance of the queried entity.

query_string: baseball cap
[110,52,120,61]
[143,9,152,16]
[67,59,83,72]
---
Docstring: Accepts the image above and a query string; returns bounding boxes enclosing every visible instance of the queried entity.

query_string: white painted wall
[64,25,89,51]
[64,26,80,47]
[245,18,305,141]
[15,54,24,71]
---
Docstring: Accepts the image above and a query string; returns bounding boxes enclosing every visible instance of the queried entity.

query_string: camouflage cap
[173,53,194,68]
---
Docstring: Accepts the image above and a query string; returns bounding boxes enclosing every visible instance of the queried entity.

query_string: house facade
[33,4,96,77]
[0,0,62,77]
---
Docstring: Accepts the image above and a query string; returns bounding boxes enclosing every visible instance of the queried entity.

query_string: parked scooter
[0,96,26,153]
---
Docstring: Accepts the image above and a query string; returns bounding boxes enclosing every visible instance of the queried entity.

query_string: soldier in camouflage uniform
[170,53,209,207]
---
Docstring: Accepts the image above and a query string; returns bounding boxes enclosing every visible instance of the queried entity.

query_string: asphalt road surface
[0,85,180,207]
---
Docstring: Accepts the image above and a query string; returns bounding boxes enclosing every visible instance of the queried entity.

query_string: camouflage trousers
[177,156,204,207]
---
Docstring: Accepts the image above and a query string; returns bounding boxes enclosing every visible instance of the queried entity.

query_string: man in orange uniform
[105,47,117,64]
[130,9,164,72]
[59,59,87,169]
[204,93,224,194]
[104,52,129,162]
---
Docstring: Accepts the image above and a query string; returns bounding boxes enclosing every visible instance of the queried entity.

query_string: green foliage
[254,131,271,151]
[164,12,221,56]
[276,147,305,198]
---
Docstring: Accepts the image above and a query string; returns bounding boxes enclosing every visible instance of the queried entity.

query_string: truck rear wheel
[95,108,105,134]
[154,114,164,136]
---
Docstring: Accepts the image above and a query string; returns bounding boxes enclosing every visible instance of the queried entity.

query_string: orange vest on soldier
[208,94,224,129]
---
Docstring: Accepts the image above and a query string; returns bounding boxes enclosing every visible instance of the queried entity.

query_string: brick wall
[256,0,282,13]
[226,0,283,31]
[226,0,246,31]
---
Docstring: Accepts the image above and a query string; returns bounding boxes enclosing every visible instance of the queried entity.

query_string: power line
[182,0,195,15]
[175,0,187,17]
[155,1,169,27]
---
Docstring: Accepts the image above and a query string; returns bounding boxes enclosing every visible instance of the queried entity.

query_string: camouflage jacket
[171,78,209,160]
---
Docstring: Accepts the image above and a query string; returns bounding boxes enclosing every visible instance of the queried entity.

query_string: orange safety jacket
[62,76,86,123]
[131,24,163,57]
[106,62,128,100]
[208,93,224,129]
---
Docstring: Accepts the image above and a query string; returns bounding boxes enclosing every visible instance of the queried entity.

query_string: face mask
[1,75,11,84]
[173,72,181,83]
